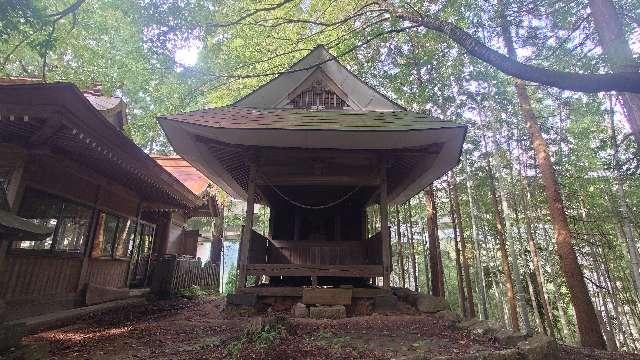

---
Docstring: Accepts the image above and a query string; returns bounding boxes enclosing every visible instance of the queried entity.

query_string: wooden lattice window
[287,80,348,110]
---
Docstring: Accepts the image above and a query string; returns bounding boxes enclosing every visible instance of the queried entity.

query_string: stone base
[309,305,346,319]
[291,303,308,318]
[302,288,352,305]
[226,293,258,306]
[85,284,130,306]
[373,295,399,313]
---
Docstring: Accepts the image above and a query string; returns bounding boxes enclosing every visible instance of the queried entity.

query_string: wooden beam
[302,287,352,305]
[379,160,391,288]
[269,240,364,248]
[28,116,64,145]
[236,158,257,290]
[256,176,378,186]
[237,286,303,297]
[237,286,390,298]
[245,264,384,277]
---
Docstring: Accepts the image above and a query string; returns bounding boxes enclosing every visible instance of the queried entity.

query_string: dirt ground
[19,296,640,360]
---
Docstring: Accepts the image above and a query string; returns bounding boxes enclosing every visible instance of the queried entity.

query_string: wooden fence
[151,255,219,298]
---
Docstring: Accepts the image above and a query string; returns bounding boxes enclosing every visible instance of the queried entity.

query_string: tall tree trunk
[425,185,445,297]
[491,268,508,327]
[448,176,467,316]
[520,174,555,338]
[593,258,619,351]
[484,142,520,331]
[395,205,406,288]
[526,268,545,334]
[465,158,489,319]
[517,79,605,349]
[500,10,606,348]
[421,222,430,291]
[450,172,476,317]
[557,300,573,344]
[608,96,640,298]
[579,201,618,351]
[494,138,531,333]
[603,254,633,350]
[406,201,419,292]
[589,0,640,147]
[509,188,533,334]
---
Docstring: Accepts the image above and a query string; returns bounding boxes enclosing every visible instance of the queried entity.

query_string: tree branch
[207,0,298,28]
[379,1,640,93]
[48,0,86,21]
[215,25,418,80]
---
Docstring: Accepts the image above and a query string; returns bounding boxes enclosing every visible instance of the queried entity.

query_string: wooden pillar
[125,201,143,287]
[0,158,25,269]
[236,160,257,290]
[379,161,391,288]
[76,185,103,293]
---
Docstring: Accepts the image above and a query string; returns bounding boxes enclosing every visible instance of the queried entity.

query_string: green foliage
[226,317,288,358]
[177,285,216,300]
[224,264,237,294]
[307,330,351,348]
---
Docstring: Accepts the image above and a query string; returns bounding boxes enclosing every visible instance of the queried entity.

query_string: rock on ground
[309,305,346,319]
[517,334,559,360]
[415,294,449,313]
[291,303,308,318]
[433,310,462,323]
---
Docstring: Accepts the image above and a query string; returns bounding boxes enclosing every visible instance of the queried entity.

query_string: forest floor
[21,296,640,360]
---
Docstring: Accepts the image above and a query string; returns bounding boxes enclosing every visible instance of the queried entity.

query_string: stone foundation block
[373,295,399,312]
[291,303,308,318]
[226,293,258,306]
[85,284,130,306]
[309,305,346,319]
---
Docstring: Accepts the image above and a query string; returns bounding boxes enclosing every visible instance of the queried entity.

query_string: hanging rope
[260,174,362,209]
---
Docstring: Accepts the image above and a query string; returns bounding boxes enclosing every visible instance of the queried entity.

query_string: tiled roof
[162,107,459,131]
[0,82,203,209]
[152,156,210,195]
[84,94,123,111]
[0,77,42,85]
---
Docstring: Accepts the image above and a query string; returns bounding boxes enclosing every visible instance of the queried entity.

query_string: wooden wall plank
[246,264,383,277]
[0,255,82,300]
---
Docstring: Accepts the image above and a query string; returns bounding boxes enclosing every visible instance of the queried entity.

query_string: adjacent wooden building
[0,81,216,321]
[160,46,466,293]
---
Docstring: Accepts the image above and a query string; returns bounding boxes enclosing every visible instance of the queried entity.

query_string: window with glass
[14,188,92,253]
[92,211,137,258]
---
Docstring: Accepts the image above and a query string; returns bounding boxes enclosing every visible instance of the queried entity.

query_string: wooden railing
[151,255,219,297]
[241,227,386,271]
[267,239,367,265]
[247,229,269,264]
